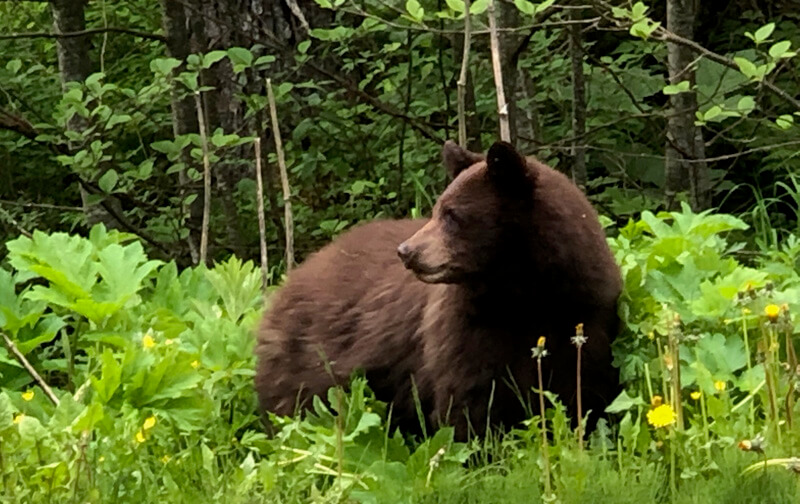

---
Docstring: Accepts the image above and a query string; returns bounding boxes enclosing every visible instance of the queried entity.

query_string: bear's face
[397,141,535,284]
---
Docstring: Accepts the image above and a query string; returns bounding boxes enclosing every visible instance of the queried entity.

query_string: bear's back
[255,218,433,421]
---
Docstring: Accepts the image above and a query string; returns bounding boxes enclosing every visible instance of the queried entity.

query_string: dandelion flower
[714,380,727,392]
[765,304,781,322]
[531,337,548,359]
[135,430,146,443]
[650,395,663,407]
[143,415,156,430]
[22,390,34,401]
[537,336,546,348]
[191,360,200,369]
[646,404,676,428]
[13,413,24,425]
[142,333,156,349]
[571,323,587,347]
[690,391,701,400]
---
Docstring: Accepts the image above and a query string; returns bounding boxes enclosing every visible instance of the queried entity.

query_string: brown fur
[255,140,622,440]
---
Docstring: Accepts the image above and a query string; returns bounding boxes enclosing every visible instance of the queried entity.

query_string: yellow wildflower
[690,391,701,400]
[647,404,677,428]
[98,456,105,463]
[537,336,546,348]
[21,390,34,401]
[765,304,781,322]
[143,415,156,431]
[142,333,156,349]
[191,360,200,369]
[650,395,664,407]
[161,455,171,464]
[135,430,146,443]
[13,413,24,424]
[714,380,727,392]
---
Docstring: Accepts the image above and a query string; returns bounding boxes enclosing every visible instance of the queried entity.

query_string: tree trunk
[160,0,202,263]
[51,0,117,229]
[665,0,710,210]
[499,1,524,144]
[569,11,587,191]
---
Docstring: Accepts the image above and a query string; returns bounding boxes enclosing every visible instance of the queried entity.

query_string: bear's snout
[397,242,416,269]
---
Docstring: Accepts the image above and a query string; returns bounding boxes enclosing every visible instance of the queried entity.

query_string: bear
[254,140,622,441]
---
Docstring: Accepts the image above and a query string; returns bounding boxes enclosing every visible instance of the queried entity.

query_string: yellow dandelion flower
[135,430,146,443]
[191,360,200,369]
[142,333,156,349]
[143,415,156,430]
[690,391,701,400]
[537,336,546,348]
[13,413,24,424]
[765,304,780,322]
[161,455,171,464]
[21,390,34,401]
[650,395,663,407]
[714,380,727,392]
[646,404,676,428]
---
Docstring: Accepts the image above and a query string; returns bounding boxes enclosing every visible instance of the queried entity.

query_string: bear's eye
[442,207,461,229]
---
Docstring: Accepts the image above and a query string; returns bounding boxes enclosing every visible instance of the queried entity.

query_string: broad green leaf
[605,389,646,413]
[768,40,793,59]
[149,57,181,75]
[98,169,118,193]
[737,96,755,114]
[71,401,104,433]
[514,0,535,15]
[227,47,253,73]
[776,114,794,129]
[753,22,775,44]
[445,0,465,12]
[470,0,489,14]
[406,0,424,21]
[202,50,228,69]
[663,80,690,95]
[734,57,757,78]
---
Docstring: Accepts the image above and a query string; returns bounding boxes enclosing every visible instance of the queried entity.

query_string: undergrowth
[1,204,800,503]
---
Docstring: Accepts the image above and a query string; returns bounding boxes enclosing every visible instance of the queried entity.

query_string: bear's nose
[397,242,414,267]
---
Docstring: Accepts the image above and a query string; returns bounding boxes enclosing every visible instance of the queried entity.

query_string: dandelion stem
[741,310,755,437]
[536,354,552,497]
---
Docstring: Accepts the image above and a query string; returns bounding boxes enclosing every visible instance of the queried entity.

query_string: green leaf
[314,0,332,7]
[470,0,489,14]
[105,114,131,130]
[6,59,22,74]
[297,40,311,54]
[753,22,775,44]
[768,40,794,59]
[227,47,253,73]
[605,389,646,413]
[514,0,535,15]
[71,401,104,433]
[734,57,757,79]
[776,114,794,130]
[737,96,755,114]
[254,55,276,66]
[663,80,691,95]
[150,57,181,75]
[406,0,424,21]
[91,349,122,404]
[202,50,228,69]
[98,169,118,193]
[445,0,465,12]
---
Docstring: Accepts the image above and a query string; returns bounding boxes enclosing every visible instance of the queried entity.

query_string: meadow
[2,204,799,503]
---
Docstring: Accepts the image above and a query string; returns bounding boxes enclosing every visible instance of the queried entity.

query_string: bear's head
[397,140,536,284]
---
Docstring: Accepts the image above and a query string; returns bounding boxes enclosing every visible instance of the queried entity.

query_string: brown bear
[254,140,622,440]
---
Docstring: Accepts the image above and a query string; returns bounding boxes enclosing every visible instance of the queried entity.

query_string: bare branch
[266,79,295,271]
[457,0,472,147]
[0,27,166,42]
[254,137,269,294]
[487,0,510,141]
[2,332,60,406]
[193,92,212,265]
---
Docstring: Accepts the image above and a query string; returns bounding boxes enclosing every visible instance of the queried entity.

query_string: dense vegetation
[2,0,800,502]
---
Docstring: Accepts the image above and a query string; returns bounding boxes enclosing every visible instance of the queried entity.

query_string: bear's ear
[442,140,484,179]
[486,141,531,194]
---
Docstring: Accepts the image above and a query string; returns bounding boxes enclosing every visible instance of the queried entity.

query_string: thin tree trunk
[457,0,472,148]
[569,10,587,190]
[488,0,511,142]
[499,1,523,144]
[452,29,482,152]
[51,0,113,228]
[160,0,201,263]
[665,0,709,210]
[266,79,295,271]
